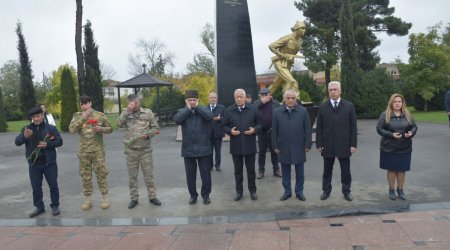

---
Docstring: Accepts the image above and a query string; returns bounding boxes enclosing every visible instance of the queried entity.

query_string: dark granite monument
[216,0,257,107]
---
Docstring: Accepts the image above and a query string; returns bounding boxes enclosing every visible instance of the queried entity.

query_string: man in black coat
[272,90,312,201]
[254,87,281,179]
[316,81,357,201]
[15,107,63,217]
[208,92,226,171]
[174,90,214,205]
[221,89,262,201]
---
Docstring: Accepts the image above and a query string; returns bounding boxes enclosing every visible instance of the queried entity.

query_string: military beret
[185,90,199,99]
[28,106,43,117]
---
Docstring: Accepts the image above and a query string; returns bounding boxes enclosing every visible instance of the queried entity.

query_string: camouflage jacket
[117,107,159,149]
[69,110,113,152]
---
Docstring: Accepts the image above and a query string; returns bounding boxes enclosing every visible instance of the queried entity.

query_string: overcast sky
[0,0,448,82]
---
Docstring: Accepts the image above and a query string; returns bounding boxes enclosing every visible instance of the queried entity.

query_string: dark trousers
[209,137,223,169]
[29,163,59,210]
[257,130,279,172]
[281,163,304,196]
[184,155,212,198]
[232,154,256,194]
[322,157,351,195]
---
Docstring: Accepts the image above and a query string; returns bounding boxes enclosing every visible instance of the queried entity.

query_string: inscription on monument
[224,0,242,7]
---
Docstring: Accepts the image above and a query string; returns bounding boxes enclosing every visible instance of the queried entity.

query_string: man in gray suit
[272,89,312,201]
[316,81,357,201]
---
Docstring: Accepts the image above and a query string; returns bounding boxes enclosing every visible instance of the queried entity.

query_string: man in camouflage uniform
[69,95,113,210]
[117,94,161,209]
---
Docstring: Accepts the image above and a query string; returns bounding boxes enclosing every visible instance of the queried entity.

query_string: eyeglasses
[328,88,339,92]
[285,97,296,100]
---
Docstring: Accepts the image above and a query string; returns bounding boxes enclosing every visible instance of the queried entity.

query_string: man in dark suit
[272,90,312,201]
[174,90,214,205]
[316,81,357,201]
[254,88,281,179]
[208,92,226,171]
[221,89,262,201]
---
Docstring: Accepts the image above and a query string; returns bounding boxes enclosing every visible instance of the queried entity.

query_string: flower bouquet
[28,133,54,166]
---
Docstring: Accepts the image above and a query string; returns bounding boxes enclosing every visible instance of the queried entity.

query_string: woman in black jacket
[376,94,417,200]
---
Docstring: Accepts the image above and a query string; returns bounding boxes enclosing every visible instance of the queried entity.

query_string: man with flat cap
[174,90,214,205]
[15,107,63,217]
[254,87,281,179]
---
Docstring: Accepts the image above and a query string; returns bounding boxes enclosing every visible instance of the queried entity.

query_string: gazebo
[115,65,174,116]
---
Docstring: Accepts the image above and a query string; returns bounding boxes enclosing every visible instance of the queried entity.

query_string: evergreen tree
[296,0,411,72]
[60,67,78,132]
[339,0,360,100]
[0,87,7,132]
[83,20,103,112]
[16,21,37,118]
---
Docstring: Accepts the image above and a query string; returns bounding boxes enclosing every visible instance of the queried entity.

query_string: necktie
[211,105,215,111]
[333,101,338,109]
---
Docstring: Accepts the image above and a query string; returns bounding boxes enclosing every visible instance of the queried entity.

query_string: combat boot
[101,194,110,209]
[82,195,92,210]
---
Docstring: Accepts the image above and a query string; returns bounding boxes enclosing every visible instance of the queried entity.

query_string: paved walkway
[0,206,449,249]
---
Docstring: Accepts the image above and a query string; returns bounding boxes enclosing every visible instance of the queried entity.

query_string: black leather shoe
[273,169,282,177]
[128,200,138,209]
[234,193,243,201]
[189,197,197,205]
[389,190,396,200]
[280,194,291,201]
[343,193,353,201]
[320,192,330,200]
[397,189,406,200]
[149,198,161,206]
[203,197,211,205]
[215,166,221,172]
[51,207,60,216]
[250,192,258,201]
[257,171,264,179]
[296,194,306,201]
[29,208,45,218]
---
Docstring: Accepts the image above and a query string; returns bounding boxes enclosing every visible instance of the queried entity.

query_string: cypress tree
[0,87,7,132]
[60,67,78,132]
[83,20,104,112]
[16,21,37,118]
[339,0,360,100]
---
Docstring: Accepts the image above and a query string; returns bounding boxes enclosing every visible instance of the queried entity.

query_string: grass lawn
[6,113,121,133]
[409,107,448,124]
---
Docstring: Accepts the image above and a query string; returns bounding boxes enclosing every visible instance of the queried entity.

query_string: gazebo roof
[116,73,173,88]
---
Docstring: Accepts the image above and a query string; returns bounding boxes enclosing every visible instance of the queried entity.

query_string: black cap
[260,88,270,94]
[28,107,43,117]
[185,90,199,99]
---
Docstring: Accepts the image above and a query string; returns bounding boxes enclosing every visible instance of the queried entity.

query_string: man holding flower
[69,95,113,210]
[15,106,63,217]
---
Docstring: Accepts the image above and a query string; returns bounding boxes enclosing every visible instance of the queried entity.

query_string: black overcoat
[221,103,262,155]
[316,99,357,158]
[174,106,213,157]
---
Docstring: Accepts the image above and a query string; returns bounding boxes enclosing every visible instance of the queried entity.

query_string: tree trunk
[75,0,85,96]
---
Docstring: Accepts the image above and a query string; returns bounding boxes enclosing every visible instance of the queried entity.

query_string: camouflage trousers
[125,147,156,201]
[78,150,108,196]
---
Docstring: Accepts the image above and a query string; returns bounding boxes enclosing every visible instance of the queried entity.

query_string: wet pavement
[0,120,449,249]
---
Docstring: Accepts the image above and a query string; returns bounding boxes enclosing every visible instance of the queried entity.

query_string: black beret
[260,88,270,94]
[28,106,43,117]
[185,90,199,99]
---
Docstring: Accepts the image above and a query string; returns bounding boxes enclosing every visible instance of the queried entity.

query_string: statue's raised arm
[269,21,306,94]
